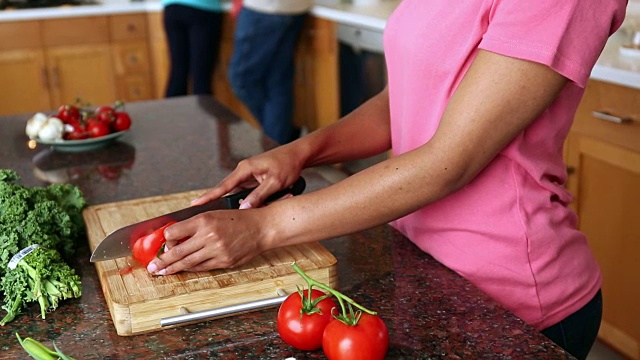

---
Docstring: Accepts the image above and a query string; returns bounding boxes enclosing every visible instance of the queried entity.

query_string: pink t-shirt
[384,0,626,330]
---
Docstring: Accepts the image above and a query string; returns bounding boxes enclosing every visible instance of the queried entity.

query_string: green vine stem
[291,262,376,325]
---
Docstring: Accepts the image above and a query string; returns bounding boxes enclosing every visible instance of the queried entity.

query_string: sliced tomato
[132,221,176,266]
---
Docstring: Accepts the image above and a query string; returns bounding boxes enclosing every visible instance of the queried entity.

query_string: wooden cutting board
[83,190,337,336]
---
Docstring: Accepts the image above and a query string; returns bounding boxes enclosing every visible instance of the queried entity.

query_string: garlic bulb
[37,117,65,141]
[25,113,48,138]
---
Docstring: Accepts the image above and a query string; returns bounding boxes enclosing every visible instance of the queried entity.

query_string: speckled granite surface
[0,96,573,359]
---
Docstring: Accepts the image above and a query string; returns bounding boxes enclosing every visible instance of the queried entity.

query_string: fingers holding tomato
[132,221,176,266]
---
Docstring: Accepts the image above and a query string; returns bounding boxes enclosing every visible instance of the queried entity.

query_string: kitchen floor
[588,340,627,360]
[313,167,628,360]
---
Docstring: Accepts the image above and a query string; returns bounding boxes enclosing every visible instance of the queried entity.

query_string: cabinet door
[0,49,51,115]
[46,45,116,106]
[147,12,169,99]
[112,41,154,101]
[566,133,640,360]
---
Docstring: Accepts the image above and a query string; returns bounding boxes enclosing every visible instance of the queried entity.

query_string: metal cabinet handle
[592,111,632,124]
[159,288,288,327]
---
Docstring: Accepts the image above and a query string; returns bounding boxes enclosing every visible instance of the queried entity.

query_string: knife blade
[89,176,306,262]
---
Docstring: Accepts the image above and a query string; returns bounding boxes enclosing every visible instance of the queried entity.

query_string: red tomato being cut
[131,221,176,266]
[277,289,336,351]
[322,313,389,360]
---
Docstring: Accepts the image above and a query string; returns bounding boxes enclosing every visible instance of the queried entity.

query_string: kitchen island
[0,96,572,359]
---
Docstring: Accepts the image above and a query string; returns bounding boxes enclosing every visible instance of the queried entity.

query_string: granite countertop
[0,96,573,359]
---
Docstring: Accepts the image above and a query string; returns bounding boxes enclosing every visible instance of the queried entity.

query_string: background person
[227,0,314,144]
[162,0,223,97]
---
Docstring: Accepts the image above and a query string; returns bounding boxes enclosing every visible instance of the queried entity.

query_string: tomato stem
[291,262,376,324]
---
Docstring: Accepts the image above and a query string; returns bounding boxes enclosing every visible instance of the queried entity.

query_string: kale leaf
[0,169,86,325]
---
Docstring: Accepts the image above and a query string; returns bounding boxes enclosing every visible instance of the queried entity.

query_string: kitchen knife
[89,176,306,262]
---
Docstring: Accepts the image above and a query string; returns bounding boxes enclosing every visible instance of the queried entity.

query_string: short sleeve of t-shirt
[480,0,627,87]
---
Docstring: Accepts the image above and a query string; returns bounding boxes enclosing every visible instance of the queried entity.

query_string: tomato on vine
[323,312,389,360]
[284,263,390,360]
[277,288,336,350]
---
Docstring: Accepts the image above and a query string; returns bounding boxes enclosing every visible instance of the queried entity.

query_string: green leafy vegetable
[0,169,86,325]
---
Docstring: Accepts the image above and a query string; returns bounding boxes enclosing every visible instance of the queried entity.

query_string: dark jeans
[541,290,603,360]
[163,4,223,97]
[228,7,306,144]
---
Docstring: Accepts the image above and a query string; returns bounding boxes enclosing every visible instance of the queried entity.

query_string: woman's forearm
[291,87,392,169]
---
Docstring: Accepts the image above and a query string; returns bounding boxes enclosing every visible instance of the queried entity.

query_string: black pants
[163,4,223,97]
[541,290,603,360]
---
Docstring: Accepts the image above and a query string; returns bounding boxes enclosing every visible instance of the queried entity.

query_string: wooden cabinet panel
[42,16,109,47]
[0,21,42,51]
[110,14,148,42]
[0,50,51,115]
[46,45,116,106]
[116,74,153,102]
[566,134,640,360]
[111,41,154,102]
[146,12,169,99]
[567,79,640,359]
[573,80,640,153]
[112,41,150,75]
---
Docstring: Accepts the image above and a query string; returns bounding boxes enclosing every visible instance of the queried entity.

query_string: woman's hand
[146,207,270,274]
[191,143,305,210]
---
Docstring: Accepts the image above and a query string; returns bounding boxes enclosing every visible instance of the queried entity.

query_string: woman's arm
[190,87,392,209]
[151,50,568,274]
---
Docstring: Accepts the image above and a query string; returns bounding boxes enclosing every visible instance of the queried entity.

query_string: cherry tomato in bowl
[86,118,110,138]
[113,112,132,132]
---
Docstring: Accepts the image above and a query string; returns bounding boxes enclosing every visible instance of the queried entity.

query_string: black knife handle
[223,176,306,209]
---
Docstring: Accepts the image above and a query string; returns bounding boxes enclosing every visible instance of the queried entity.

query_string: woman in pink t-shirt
[147,0,627,358]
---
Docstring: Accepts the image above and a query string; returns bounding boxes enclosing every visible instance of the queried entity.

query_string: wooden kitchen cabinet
[0,14,155,117]
[41,16,117,107]
[0,20,50,115]
[110,14,154,102]
[0,49,51,115]
[46,45,116,106]
[565,79,640,360]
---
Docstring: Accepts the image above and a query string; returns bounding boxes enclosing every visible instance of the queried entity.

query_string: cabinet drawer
[0,21,42,50]
[112,42,150,74]
[110,14,148,42]
[42,17,109,46]
[573,80,640,153]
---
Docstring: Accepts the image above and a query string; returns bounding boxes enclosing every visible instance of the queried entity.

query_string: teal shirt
[162,0,222,12]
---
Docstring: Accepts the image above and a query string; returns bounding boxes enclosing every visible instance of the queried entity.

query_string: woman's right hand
[191,143,305,210]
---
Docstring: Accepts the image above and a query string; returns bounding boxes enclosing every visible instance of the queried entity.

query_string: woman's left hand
[145,207,269,275]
